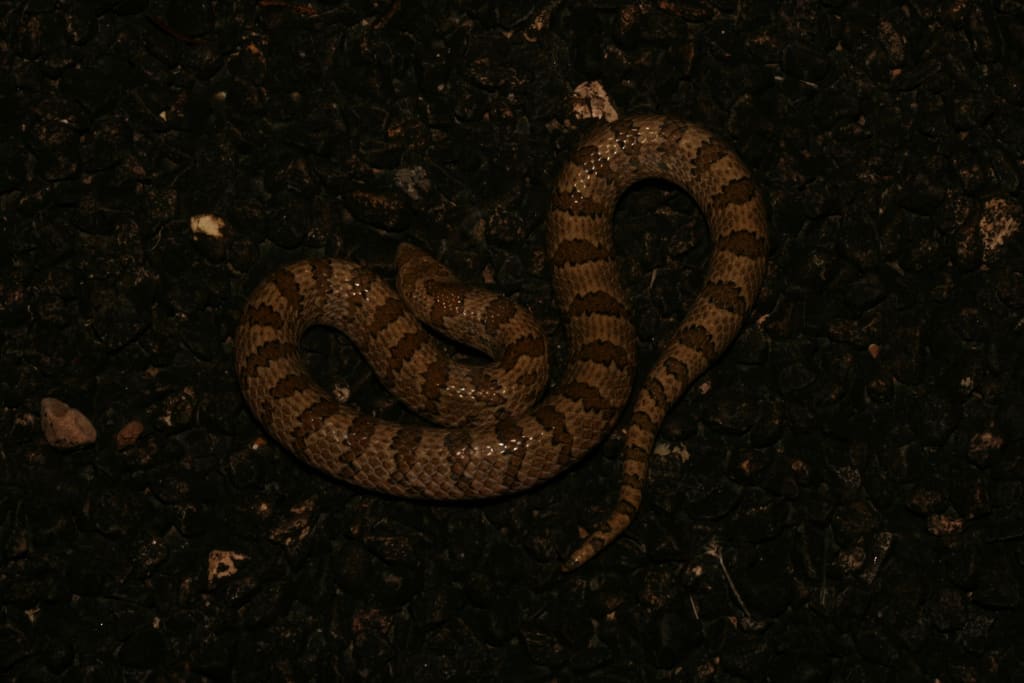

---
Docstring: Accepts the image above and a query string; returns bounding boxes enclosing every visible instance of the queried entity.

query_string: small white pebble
[570,81,618,122]
[40,398,97,448]
[190,213,226,238]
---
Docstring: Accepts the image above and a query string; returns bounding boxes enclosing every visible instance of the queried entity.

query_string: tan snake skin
[235,114,768,570]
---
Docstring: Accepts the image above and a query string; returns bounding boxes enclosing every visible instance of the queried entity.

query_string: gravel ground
[3,1,1024,680]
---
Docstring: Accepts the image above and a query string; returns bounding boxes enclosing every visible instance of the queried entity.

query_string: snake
[235,114,769,570]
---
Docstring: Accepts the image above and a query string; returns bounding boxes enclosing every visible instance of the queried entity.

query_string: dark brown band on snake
[235,114,768,570]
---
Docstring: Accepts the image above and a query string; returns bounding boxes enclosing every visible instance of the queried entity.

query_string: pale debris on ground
[40,397,97,448]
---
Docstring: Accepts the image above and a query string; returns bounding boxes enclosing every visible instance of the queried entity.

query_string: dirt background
[3,1,1023,680]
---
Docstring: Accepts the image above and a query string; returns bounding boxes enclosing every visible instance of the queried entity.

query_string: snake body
[235,115,768,570]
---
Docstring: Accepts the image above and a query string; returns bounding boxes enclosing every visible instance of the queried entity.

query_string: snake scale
[235,114,768,570]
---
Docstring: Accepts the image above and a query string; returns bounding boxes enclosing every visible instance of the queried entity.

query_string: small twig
[705,540,753,621]
[146,15,206,45]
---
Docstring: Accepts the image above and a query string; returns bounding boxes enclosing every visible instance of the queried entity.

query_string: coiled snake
[235,114,768,570]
